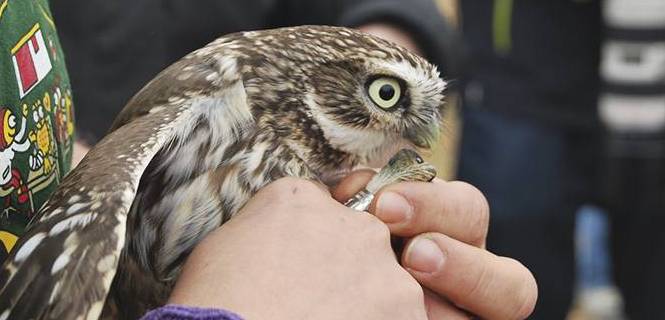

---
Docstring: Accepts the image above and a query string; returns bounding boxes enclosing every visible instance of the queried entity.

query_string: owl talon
[344,149,436,212]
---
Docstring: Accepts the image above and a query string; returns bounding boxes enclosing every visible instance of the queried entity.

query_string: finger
[402,233,538,320]
[423,289,474,320]
[369,179,490,247]
[331,169,376,202]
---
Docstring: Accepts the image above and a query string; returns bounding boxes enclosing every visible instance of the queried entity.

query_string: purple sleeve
[140,305,244,320]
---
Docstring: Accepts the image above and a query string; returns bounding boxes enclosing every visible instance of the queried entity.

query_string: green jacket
[0,0,74,262]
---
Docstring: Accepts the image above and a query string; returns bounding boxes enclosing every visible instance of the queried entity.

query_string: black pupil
[415,156,423,164]
[379,84,395,101]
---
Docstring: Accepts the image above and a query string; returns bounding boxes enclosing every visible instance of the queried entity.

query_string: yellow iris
[368,77,402,110]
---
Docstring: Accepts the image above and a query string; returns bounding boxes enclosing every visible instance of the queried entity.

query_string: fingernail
[376,192,413,224]
[405,237,444,274]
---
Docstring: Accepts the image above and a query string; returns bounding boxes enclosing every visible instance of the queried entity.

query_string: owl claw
[345,149,436,212]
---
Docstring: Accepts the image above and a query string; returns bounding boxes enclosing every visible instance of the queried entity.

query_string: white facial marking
[304,93,404,163]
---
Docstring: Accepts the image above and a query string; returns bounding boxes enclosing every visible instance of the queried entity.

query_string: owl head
[234,26,446,172]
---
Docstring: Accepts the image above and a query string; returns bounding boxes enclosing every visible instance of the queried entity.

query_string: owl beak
[404,130,432,149]
[404,120,440,149]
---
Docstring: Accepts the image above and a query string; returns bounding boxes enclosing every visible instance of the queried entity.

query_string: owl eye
[367,77,402,110]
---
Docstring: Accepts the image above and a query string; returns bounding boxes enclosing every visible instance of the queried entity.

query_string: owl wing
[0,52,249,320]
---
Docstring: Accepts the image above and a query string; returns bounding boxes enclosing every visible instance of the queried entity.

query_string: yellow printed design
[0,231,17,254]
[0,0,7,21]
[1,108,17,147]
[37,1,54,29]
[28,106,55,174]
[0,107,30,185]
[0,106,32,217]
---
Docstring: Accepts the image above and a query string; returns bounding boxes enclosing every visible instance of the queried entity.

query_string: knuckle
[468,212,489,247]
[453,182,490,245]
[464,183,490,222]
[361,214,392,243]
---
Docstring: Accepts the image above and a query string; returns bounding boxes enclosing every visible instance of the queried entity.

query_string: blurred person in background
[0,0,75,262]
[598,1,665,318]
[457,0,665,318]
[457,2,602,316]
[51,0,460,156]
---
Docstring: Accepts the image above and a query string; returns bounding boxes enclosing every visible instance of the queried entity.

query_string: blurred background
[50,0,664,319]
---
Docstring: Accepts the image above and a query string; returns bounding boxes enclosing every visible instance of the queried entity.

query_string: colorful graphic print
[0,0,74,260]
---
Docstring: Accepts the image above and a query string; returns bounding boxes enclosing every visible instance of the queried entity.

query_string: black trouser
[602,134,665,320]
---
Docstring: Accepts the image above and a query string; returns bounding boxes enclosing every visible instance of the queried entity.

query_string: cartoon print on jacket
[0,106,31,212]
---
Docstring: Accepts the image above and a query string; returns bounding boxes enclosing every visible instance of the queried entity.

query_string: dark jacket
[52,0,457,142]
[460,0,602,128]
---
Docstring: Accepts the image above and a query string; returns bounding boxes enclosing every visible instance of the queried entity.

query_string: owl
[0,25,446,319]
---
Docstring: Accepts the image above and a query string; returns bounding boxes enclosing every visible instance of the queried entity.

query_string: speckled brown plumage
[0,25,446,320]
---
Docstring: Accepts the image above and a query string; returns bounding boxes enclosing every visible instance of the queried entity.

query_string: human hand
[168,177,429,320]
[333,170,538,319]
